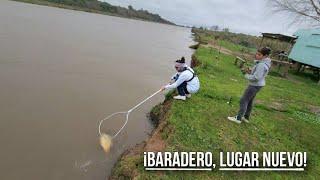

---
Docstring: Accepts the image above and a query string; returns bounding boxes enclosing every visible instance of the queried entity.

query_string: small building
[258,30,320,83]
[259,33,297,77]
[289,28,320,69]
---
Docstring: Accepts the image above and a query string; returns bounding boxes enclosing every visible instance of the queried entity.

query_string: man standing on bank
[228,47,272,123]
[161,57,200,101]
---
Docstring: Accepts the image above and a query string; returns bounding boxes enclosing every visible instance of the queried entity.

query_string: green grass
[112,46,320,179]
[193,29,256,54]
[217,39,257,54]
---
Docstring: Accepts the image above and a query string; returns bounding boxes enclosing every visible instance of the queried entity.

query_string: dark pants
[177,82,189,96]
[237,85,262,120]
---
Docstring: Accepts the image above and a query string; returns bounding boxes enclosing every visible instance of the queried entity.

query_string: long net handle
[128,89,162,113]
[98,89,162,138]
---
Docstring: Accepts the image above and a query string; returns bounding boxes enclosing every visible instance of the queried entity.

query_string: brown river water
[0,1,193,179]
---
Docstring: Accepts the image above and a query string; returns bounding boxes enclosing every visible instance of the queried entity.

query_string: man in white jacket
[161,57,200,101]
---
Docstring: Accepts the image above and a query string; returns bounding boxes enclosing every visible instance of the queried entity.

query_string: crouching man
[161,57,200,101]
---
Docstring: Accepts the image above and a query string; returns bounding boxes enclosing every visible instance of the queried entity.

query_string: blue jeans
[177,82,189,96]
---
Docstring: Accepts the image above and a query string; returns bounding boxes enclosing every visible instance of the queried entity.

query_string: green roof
[289,28,320,68]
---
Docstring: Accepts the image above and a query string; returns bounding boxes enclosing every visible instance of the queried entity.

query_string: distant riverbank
[12,0,175,25]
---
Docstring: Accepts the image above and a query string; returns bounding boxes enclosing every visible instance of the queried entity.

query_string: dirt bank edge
[109,54,200,180]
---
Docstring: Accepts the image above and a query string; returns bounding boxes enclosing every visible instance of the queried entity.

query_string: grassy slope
[193,29,257,54]
[113,46,320,179]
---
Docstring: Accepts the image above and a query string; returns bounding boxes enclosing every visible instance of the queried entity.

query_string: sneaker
[227,116,241,124]
[173,95,186,101]
[242,117,249,123]
[186,94,192,98]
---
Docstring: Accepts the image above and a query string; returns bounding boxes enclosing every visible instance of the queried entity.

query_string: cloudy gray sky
[102,0,307,36]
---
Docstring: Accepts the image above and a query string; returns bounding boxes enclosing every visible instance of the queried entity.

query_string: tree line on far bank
[15,0,174,25]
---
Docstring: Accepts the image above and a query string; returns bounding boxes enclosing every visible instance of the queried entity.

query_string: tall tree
[269,0,320,26]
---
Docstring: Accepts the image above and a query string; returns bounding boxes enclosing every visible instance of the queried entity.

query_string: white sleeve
[165,72,189,89]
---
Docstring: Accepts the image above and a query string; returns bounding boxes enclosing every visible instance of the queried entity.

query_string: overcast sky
[102,0,308,36]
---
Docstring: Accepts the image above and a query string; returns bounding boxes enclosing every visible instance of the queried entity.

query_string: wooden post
[282,63,290,77]
[296,62,302,73]
[301,65,305,72]
[277,62,281,73]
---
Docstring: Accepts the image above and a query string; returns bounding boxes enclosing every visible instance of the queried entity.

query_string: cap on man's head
[175,57,185,64]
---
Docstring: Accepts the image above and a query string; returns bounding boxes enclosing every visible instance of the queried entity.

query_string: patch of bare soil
[109,99,172,180]
[309,105,320,115]
[256,100,287,112]
[203,44,233,56]
[204,40,254,61]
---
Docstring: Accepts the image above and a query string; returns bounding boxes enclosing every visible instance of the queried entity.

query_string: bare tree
[269,0,320,26]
